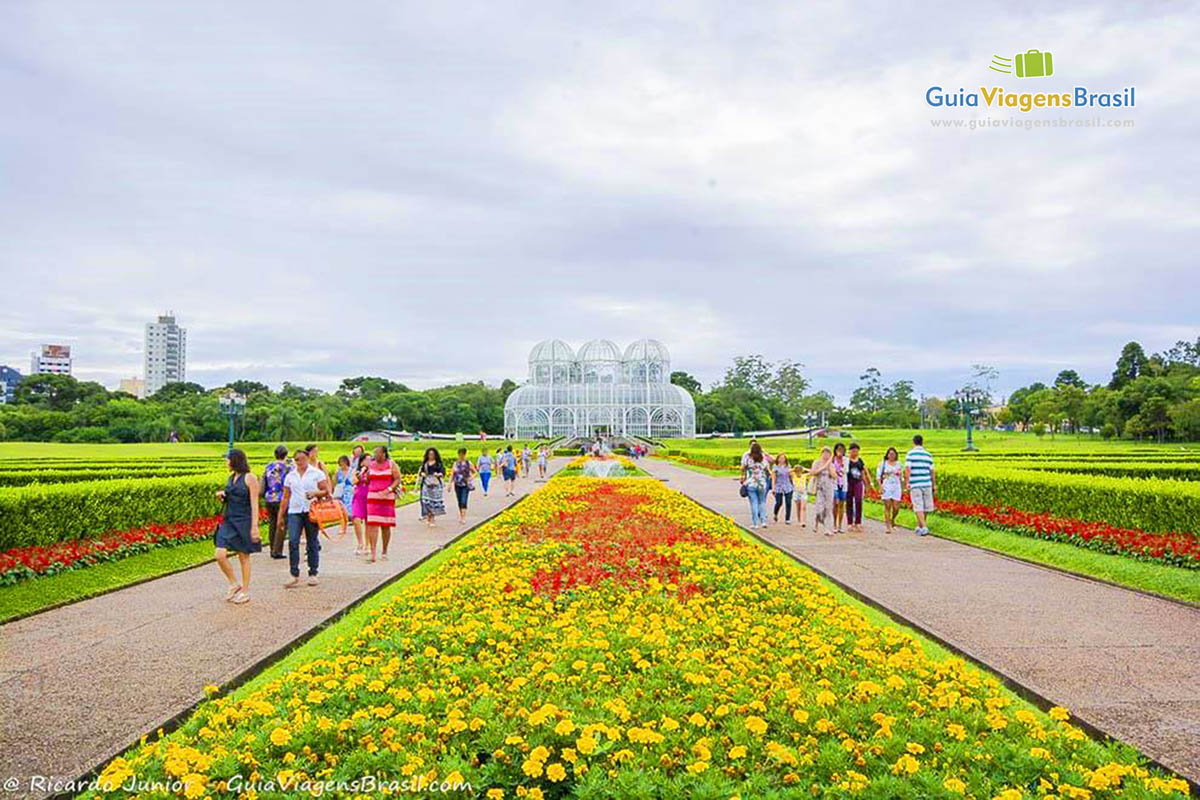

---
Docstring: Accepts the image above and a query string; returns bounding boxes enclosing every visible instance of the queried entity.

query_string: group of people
[212,441,556,604]
[739,434,937,537]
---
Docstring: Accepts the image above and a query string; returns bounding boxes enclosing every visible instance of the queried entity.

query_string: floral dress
[419,463,446,517]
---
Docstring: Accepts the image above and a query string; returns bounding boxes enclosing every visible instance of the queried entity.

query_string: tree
[767,360,809,415]
[670,371,702,394]
[338,376,409,399]
[222,380,270,396]
[1170,400,1200,440]
[850,368,885,414]
[1053,369,1086,389]
[722,355,773,395]
[1109,342,1149,389]
[14,374,88,411]
[149,382,207,401]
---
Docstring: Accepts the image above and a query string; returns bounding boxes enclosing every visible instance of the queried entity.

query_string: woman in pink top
[364,445,402,562]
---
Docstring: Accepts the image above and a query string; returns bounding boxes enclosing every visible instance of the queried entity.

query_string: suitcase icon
[1015,49,1053,78]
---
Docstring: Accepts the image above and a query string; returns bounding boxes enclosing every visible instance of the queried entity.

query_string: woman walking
[333,455,354,537]
[831,442,848,534]
[521,445,533,479]
[845,443,876,532]
[501,446,518,496]
[418,447,447,527]
[808,446,837,536]
[451,448,477,524]
[740,442,771,529]
[877,446,904,533]
[364,446,401,562]
[350,454,371,554]
[477,448,494,496]
[537,444,549,478]
[772,453,795,524]
[215,449,261,604]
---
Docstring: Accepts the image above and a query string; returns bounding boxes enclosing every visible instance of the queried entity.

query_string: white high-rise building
[144,314,187,396]
[30,344,72,375]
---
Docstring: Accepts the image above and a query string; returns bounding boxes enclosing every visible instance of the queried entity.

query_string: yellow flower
[546,762,567,782]
[521,758,544,778]
[816,690,837,707]
[906,742,925,754]
[946,723,967,741]
[943,776,966,794]
[728,745,747,759]
[181,773,207,799]
[576,735,597,755]
[688,712,708,726]
[686,761,709,774]
[1049,706,1071,721]
[993,790,1023,800]
[487,790,504,800]
[744,716,768,736]
[269,727,292,747]
[891,754,919,775]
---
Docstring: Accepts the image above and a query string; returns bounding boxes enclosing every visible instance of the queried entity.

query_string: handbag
[739,483,749,498]
[308,498,345,528]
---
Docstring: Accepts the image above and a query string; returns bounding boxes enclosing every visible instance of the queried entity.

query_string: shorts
[502,467,517,481]
[833,487,847,502]
[910,486,936,513]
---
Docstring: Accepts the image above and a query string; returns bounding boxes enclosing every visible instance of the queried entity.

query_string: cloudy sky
[1,1,1196,402]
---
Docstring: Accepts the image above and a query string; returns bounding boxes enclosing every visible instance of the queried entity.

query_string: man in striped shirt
[904,434,936,536]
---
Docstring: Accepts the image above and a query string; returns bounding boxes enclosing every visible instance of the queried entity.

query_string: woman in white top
[537,445,550,478]
[877,446,904,534]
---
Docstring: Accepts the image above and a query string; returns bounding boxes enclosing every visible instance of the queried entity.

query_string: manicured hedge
[0,472,226,550]
[1018,462,1200,481]
[937,465,1200,537]
[0,467,215,487]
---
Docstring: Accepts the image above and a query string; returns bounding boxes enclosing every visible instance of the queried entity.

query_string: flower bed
[930,498,1199,569]
[87,478,1187,798]
[0,515,223,585]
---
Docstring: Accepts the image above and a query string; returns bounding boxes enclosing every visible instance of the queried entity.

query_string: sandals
[225,584,242,602]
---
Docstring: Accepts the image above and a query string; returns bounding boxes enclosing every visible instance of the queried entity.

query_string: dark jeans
[287,512,321,577]
[847,481,864,524]
[265,501,283,556]
[773,490,793,521]
[454,484,471,509]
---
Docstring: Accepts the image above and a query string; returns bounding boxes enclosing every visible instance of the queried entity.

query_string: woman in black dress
[215,448,261,604]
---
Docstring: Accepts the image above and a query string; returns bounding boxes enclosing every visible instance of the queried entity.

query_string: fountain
[581,458,626,478]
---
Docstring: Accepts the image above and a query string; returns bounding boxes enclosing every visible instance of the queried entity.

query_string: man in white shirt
[277,447,330,587]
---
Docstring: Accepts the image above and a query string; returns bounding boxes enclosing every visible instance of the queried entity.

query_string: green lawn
[0,539,215,623]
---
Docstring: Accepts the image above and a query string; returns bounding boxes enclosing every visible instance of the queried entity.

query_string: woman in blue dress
[215,448,261,604]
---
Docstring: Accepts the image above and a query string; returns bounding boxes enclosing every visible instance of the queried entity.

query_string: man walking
[904,434,936,536]
[260,445,290,559]
[277,447,330,587]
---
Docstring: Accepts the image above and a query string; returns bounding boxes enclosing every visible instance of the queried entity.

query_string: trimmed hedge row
[936,465,1200,537]
[1017,462,1200,481]
[0,472,226,550]
[0,467,215,487]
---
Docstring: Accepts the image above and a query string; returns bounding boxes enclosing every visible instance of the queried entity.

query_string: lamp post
[381,413,397,448]
[954,388,980,451]
[219,392,246,455]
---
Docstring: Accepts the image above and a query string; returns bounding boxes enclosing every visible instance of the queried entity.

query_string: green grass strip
[861,500,1200,605]
[0,539,215,623]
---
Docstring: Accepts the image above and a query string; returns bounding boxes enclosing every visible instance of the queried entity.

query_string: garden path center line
[642,457,1200,783]
[0,459,565,800]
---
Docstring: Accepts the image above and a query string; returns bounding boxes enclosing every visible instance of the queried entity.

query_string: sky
[1,1,1197,404]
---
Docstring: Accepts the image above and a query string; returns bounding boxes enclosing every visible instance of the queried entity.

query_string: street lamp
[381,413,397,448]
[219,392,246,455]
[953,388,981,451]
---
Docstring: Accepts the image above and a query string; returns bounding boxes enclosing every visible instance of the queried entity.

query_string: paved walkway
[0,461,562,798]
[644,458,1200,783]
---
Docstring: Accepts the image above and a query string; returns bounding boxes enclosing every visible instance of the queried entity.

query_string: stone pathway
[643,458,1200,783]
[0,461,562,799]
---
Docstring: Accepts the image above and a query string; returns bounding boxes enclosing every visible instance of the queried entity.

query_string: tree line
[1,338,1197,442]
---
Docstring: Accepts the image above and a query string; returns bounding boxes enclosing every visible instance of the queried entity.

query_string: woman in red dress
[364,445,402,562]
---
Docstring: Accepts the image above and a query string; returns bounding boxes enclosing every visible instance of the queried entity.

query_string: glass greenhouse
[504,338,697,440]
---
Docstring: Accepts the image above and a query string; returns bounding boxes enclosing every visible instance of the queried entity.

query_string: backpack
[263,461,288,503]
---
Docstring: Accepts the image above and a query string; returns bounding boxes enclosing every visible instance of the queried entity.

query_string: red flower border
[0,516,223,586]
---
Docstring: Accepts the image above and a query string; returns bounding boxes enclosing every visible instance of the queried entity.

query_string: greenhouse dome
[504,338,696,440]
